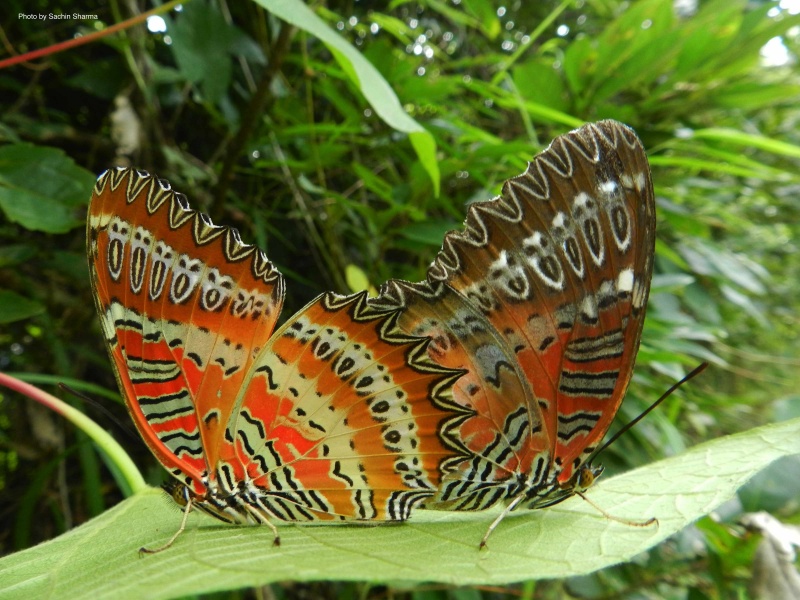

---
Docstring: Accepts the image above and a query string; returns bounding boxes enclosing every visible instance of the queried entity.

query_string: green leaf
[1,418,797,598]
[512,61,568,113]
[0,144,94,233]
[169,1,236,104]
[0,243,36,267]
[692,127,800,160]
[562,35,595,96]
[461,0,502,40]
[711,82,800,111]
[255,0,440,195]
[408,131,440,196]
[592,0,678,101]
[351,162,394,202]
[0,290,45,323]
[344,264,376,295]
[672,0,743,78]
[399,219,456,246]
[712,7,800,80]
[67,56,130,100]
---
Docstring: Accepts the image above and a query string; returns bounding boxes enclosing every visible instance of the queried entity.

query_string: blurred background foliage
[1,0,799,597]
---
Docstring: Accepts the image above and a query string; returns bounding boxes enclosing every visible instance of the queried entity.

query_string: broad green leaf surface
[0,144,94,233]
[254,0,441,195]
[0,290,45,323]
[169,2,236,104]
[1,418,798,599]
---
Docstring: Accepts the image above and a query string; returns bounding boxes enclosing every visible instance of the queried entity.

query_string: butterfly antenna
[58,383,141,443]
[58,382,93,403]
[589,362,708,462]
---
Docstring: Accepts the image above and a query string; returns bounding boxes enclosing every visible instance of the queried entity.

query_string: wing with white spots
[88,168,284,497]
[373,121,655,509]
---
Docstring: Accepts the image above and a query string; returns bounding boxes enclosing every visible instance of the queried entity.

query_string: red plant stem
[0,0,184,70]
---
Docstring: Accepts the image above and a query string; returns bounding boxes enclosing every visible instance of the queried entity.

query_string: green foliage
[1,0,799,597]
[0,290,44,323]
[0,144,94,233]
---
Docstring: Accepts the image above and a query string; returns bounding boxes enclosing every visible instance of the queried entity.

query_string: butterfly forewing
[88,169,285,492]
[540,125,655,484]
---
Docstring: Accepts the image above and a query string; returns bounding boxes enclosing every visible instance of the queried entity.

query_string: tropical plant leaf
[255,0,441,194]
[0,144,94,233]
[0,290,45,323]
[1,417,797,599]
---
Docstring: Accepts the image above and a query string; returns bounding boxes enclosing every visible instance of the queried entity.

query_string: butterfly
[370,120,656,545]
[87,167,469,551]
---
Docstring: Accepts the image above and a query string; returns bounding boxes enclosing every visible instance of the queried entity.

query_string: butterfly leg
[480,493,526,550]
[576,491,658,528]
[261,519,281,547]
[241,502,281,547]
[139,494,195,555]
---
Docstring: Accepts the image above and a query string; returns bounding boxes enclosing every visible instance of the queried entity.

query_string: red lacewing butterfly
[87,167,468,551]
[87,120,654,551]
[372,120,656,545]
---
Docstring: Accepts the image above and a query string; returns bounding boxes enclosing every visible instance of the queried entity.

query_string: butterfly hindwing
[217,290,466,521]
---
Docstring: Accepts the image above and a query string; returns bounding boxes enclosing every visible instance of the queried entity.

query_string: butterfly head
[163,479,191,507]
[567,463,605,494]
[161,478,243,524]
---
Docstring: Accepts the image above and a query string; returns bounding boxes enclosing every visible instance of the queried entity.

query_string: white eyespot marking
[547,212,584,279]
[105,217,131,282]
[573,191,591,209]
[490,250,531,300]
[523,231,564,291]
[201,268,234,312]
[580,294,598,321]
[618,268,634,294]
[620,174,634,189]
[598,279,616,302]
[129,226,152,294]
[149,240,174,300]
[634,171,646,192]
[170,254,203,304]
[599,180,617,195]
[490,250,509,270]
[607,204,632,252]
[130,226,151,252]
[572,192,604,267]
[632,278,648,309]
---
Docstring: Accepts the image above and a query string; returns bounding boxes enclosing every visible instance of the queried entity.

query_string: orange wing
[88,168,467,521]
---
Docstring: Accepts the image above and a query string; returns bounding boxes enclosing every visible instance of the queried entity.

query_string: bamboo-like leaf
[254,0,440,195]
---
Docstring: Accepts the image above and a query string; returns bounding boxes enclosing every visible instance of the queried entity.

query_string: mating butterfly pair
[87,120,655,550]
